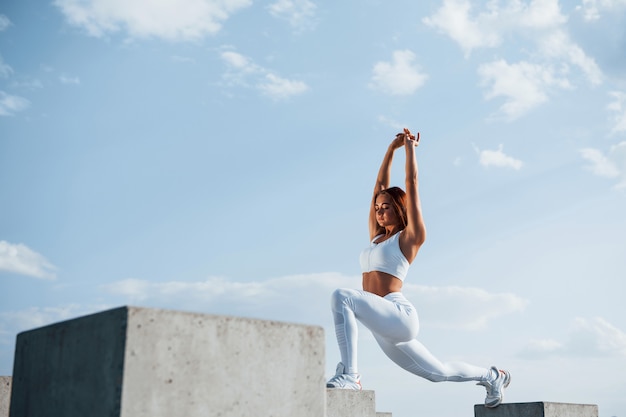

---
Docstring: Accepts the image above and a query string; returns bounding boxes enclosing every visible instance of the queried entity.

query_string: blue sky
[1,0,626,416]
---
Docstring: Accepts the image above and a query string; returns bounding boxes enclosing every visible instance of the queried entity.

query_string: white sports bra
[359,232,410,281]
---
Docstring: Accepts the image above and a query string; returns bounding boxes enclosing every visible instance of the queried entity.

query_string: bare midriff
[362,271,403,297]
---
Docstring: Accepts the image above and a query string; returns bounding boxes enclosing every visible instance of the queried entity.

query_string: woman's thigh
[333,288,418,342]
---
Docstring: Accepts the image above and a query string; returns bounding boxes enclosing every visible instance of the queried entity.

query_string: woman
[326,129,511,408]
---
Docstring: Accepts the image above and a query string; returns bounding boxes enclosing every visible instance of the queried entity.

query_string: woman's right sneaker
[476,366,511,408]
[326,362,362,390]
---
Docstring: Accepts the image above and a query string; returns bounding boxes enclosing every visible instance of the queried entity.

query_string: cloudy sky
[2,0,626,416]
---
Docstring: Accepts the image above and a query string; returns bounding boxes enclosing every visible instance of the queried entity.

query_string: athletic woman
[326,129,511,408]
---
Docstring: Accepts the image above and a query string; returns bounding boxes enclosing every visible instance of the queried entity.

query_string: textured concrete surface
[11,307,127,417]
[0,377,10,417]
[10,306,325,417]
[474,402,598,417]
[326,389,376,417]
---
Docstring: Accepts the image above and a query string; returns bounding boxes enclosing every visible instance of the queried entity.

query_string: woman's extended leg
[372,332,491,382]
[373,333,511,407]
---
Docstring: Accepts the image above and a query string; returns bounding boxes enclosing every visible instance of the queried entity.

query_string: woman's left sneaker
[326,362,362,390]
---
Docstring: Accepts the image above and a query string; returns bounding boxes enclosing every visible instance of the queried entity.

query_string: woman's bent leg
[373,333,492,383]
[330,289,419,375]
[331,288,361,374]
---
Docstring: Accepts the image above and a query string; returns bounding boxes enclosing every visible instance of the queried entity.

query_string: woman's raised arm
[399,130,426,263]
[369,134,405,239]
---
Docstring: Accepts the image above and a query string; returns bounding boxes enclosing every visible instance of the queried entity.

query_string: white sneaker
[477,366,511,408]
[326,362,362,390]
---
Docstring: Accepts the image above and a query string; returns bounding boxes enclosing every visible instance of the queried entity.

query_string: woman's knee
[330,288,358,312]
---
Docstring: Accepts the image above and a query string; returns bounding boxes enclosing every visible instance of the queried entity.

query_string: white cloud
[258,73,309,100]
[268,0,317,31]
[520,317,626,358]
[606,142,626,188]
[10,78,44,90]
[53,0,252,41]
[576,0,626,21]
[539,30,603,85]
[59,74,81,85]
[0,241,57,279]
[607,91,626,135]
[0,304,112,345]
[474,143,524,170]
[580,141,626,188]
[102,274,525,330]
[422,0,500,57]
[221,51,258,72]
[0,306,81,334]
[423,0,567,57]
[517,0,568,28]
[478,59,570,120]
[579,148,620,177]
[0,14,10,32]
[0,91,30,116]
[0,55,13,78]
[377,115,406,131]
[103,273,353,325]
[220,49,308,100]
[568,317,626,356]
[403,284,528,330]
[369,50,428,96]
[424,0,602,121]
[518,338,564,358]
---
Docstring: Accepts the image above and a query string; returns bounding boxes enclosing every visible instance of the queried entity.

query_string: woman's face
[375,193,400,228]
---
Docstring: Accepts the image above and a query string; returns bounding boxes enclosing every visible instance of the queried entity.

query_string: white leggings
[331,288,492,383]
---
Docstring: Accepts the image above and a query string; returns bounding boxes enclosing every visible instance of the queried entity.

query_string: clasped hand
[392,128,420,149]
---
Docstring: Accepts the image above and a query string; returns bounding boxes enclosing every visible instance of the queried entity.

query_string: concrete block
[326,389,376,417]
[474,402,598,417]
[0,377,10,417]
[10,306,325,417]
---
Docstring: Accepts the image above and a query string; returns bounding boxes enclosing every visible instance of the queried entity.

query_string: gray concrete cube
[0,377,10,417]
[10,306,325,417]
[326,389,376,417]
[474,402,598,417]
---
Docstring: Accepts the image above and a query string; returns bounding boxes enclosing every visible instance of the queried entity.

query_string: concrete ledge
[10,306,325,417]
[474,402,598,417]
[326,389,376,417]
[0,377,10,417]
[376,413,392,417]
